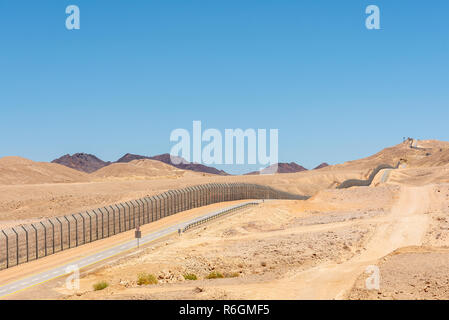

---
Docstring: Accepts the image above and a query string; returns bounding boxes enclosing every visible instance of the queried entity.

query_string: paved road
[0,201,259,299]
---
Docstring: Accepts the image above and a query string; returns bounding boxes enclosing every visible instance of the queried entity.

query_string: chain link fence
[0,183,307,271]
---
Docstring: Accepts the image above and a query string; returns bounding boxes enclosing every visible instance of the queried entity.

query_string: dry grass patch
[183,273,198,280]
[206,271,224,279]
[137,273,158,285]
[93,281,109,291]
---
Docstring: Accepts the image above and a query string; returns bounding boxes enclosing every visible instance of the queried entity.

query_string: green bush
[183,273,198,280]
[137,273,158,285]
[206,271,224,279]
[93,281,109,291]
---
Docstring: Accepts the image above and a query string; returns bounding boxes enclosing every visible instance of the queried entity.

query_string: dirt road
[221,186,431,299]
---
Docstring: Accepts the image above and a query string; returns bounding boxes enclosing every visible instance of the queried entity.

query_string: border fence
[0,183,307,271]
[337,163,400,189]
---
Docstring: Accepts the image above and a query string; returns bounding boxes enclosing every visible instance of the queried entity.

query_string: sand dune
[90,159,207,181]
[0,157,207,186]
[0,156,89,185]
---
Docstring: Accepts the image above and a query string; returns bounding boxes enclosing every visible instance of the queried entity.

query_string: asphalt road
[0,201,259,299]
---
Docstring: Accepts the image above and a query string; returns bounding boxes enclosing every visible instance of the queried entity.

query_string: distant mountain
[115,153,229,176]
[245,162,308,175]
[313,162,329,170]
[51,153,111,173]
[151,154,229,176]
[116,153,152,163]
[277,162,308,173]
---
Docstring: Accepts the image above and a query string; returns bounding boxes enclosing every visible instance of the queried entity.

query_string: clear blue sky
[0,0,448,174]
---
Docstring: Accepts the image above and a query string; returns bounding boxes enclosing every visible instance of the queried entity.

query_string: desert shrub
[93,281,109,291]
[206,271,224,279]
[137,273,158,285]
[183,273,198,280]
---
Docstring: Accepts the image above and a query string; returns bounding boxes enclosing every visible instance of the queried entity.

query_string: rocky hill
[51,153,111,173]
[53,153,229,176]
[245,162,308,175]
[313,163,329,170]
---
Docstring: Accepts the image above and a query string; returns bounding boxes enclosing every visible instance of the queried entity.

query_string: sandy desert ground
[2,139,449,299]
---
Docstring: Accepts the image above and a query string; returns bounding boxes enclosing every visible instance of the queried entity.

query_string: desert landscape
[1,139,449,300]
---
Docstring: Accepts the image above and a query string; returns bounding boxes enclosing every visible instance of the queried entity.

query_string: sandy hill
[245,162,308,175]
[147,153,229,176]
[52,153,111,173]
[0,156,89,185]
[322,140,449,173]
[90,159,207,181]
[116,153,152,163]
[117,153,229,175]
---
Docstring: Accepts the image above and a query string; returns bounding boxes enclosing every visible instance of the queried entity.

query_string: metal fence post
[142,198,149,224]
[191,186,195,208]
[124,202,132,230]
[109,206,115,235]
[169,191,175,215]
[94,210,100,238]
[98,208,105,239]
[48,219,55,254]
[154,195,160,220]
[135,200,141,226]
[165,192,171,216]
[195,186,200,207]
[114,204,121,233]
[151,197,156,222]
[171,190,177,213]
[40,221,47,257]
[154,196,159,221]
[56,217,63,251]
[85,212,92,243]
[198,185,203,206]
[31,224,38,260]
[185,187,191,210]
[163,193,169,217]
[20,226,29,262]
[139,199,146,224]
[71,214,79,247]
[177,189,183,212]
[182,188,187,211]
[212,184,217,203]
[142,199,148,224]
[178,189,182,212]
[104,207,111,237]
[79,213,86,244]
[2,230,9,269]
[174,190,178,213]
[147,197,154,222]
[12,227,19,266]
[64,216,71,249]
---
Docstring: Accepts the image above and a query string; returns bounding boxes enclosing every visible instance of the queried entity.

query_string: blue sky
[0,0,448,174]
